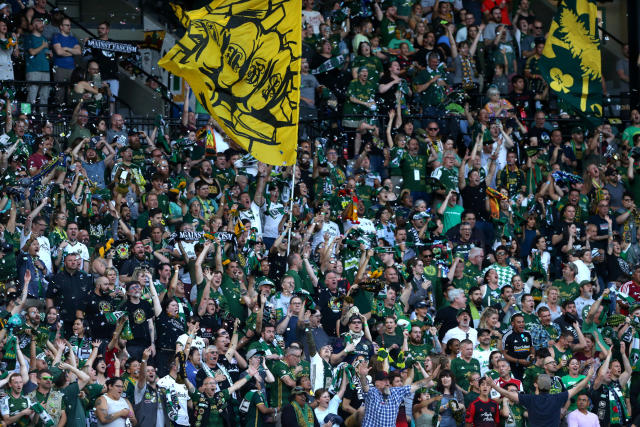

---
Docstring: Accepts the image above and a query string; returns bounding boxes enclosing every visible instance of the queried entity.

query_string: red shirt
[105,346,120,378]
[27,152,50,172]
[466,397,500,427]
[497,376,523,391]
[482,0,511,25]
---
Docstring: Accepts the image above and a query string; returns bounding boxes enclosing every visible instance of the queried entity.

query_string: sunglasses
[428,127,439,131]
[41,376,53,380]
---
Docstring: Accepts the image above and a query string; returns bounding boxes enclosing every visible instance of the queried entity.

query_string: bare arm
[487,375,519,402]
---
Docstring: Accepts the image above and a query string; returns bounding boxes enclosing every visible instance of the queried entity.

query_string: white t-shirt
[98,394,130,427]
[314,395,342,427]
[240,201,263,236]
[302,10,324,34]
[261,199,285,239]
[177,334,206,355]
[64,241,90,270]
[157,375,190,426]
[442,327,478,347]
[311,221,340,250]
[20,230,53,274]
[473,345,496,376]
[566,409,600,427]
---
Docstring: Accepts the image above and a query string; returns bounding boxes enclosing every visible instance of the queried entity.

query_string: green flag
[539,0,602,127]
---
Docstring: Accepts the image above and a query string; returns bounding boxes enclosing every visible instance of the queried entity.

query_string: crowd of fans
[0,0,638,426]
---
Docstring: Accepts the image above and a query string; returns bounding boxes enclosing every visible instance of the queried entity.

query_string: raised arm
[486,375,519,402]
[619,342,633,386]
[568,366,595,399]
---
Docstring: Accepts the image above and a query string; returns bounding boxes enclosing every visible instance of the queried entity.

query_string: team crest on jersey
[98,301,112,313]
[133,308,146,324]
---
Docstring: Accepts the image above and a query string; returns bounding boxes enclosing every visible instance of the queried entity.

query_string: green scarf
[31,401,55,426]
[606,383,629,425]
[292,401,314,427]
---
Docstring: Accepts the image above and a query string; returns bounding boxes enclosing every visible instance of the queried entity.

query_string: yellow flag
[159,0,301,166]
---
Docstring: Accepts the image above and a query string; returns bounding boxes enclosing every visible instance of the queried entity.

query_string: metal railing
[46,0,180,111]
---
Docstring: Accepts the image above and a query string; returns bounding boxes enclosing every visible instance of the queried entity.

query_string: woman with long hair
[351,41,384,85]
[48,212,68,251]
[69,318,93,361]
[435,370,465,427]
[186,346,201,386]
[17,236,47,299]
[478,307,503,349]
[413,388,441,427]
[92,356,108,385]
[0,21,18,80]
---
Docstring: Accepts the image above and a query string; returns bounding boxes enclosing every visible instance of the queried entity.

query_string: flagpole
[286,163,296,263]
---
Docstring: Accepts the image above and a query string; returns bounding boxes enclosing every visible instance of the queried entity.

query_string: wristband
[244,374,252,381]
[142,359,148,364]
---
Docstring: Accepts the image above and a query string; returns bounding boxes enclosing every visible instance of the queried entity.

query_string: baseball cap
[415,301,428,309]
[291,386,307,395]
[246,349,264,360]
[374,371,389,381]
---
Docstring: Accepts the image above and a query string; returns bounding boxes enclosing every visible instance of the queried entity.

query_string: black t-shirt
[119,256,153,278]
[552,220,584,250]
[435,305,460,340]
[46,270,94,323]
[195,359,239,389]
[90,40,119,80]
[588,215,610,250]
[502,329,532,379]
[123,299,155,345]
[316,287,344,337]
[267,251,287,284]
[83,292,117,340]
[339,374,372,419]
[415,47,439,68]
[156,311,185,350]
[199,314,223,342]
[461,182,488,221]
[508,89,535,118]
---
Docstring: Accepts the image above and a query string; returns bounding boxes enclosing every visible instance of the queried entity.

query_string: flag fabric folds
[539,0,602,128]
[158,0,302,166]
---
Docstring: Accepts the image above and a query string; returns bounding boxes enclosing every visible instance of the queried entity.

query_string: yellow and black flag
[158,0,301,166]
[539,0,602,127]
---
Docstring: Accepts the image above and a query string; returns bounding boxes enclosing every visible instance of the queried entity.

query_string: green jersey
[343,79,377,119]
[240,389,268,427]
[400,152,428,191]
[220,274,247,321]
[0,394,34,427]
[551,279,579,304]
[269,360,294,407]
[351,55,384,85]
[431,166,459,193]
[450,357,481,391]
[561,374,585,412]
[414,64,447,107]
[552,345,572,377]
[408,342,432,364]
